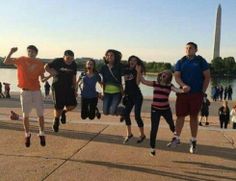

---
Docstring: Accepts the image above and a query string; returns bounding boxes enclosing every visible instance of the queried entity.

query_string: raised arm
[140,76,153,87]
[136,65,153,87]
[4,47,18,65]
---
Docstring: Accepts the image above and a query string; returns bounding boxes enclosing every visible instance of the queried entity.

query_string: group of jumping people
[3,41,210,156]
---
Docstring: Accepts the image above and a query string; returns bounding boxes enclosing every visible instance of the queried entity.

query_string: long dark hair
[85,59,97,73]
[104,49,122,65]
[128,55,146,74]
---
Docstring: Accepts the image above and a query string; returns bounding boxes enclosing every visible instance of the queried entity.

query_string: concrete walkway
[0,95,235,181]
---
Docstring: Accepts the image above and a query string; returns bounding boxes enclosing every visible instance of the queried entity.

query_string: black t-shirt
[48,58,77,89]
[124,68,141,96]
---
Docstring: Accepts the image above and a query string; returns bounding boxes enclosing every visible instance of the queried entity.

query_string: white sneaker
[189,140,197,154]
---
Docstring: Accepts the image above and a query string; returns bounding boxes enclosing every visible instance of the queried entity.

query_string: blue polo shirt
[175,55,209,93]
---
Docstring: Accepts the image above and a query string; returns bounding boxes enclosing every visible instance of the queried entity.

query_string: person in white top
[230,105,236,129]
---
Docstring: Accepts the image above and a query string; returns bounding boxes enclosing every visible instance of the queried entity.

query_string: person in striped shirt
[137,67,187,156]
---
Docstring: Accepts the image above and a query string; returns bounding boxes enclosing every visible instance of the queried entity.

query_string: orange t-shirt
[13,56,45,91]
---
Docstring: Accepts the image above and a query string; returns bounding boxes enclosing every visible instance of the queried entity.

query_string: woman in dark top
[123,56,146,144]
[218,101,230,129]
[99,49,123,115]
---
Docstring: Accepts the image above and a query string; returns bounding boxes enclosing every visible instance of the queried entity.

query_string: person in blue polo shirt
[167,42,210,154]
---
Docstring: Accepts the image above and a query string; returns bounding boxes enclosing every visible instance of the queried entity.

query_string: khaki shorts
[20,90,44,117]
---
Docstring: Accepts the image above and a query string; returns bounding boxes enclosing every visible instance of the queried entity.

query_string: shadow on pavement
[0,121,235,162]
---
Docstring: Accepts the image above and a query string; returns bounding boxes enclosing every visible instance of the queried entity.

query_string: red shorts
[176,93,204,117]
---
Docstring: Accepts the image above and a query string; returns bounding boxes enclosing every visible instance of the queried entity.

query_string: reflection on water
[0,68,235,99]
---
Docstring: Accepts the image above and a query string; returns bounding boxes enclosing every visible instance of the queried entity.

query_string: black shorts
[201,110,209,117]
[52,87,77,110]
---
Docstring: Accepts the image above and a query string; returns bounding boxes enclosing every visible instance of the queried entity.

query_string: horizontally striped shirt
[152,81,172,110]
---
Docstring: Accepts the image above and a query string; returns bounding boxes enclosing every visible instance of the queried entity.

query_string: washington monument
[213,4,222,59]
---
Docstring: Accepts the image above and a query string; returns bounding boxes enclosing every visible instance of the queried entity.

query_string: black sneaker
[149,149,156,157]
[199,122,203,126]
[120,116,124,122]
[189,140,197,154]
[137,135,146,143]
[123,134,133,144]
[96,112,101,119]
[52,118,60,132]
[25,134,31,147]
[167,137,180,148]
[205,122,209,126]
[61,111,66,124]
[39,135,46,147]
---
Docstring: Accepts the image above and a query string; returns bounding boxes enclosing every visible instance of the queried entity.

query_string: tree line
[0,56,235,76]
[210,57,236,76]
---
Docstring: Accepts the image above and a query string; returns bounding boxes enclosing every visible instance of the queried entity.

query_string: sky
[0,0,235,63]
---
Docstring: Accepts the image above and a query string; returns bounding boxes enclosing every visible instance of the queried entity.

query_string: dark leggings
[150,107,175,149]
[220,120,229,129]
[81,97,98,120]
[124,95,144,128]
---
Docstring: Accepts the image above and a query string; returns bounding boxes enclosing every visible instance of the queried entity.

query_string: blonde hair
[157,70,173,84]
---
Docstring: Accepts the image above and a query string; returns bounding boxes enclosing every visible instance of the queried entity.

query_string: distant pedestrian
[218,101,230,129]
[0,82,5,98]
[219,85,223,101]
[199,94,210,126]
[227,85,233,100]
[224,86,228,100]
[230,105,236,129]
[3,82,11,98]
[212,86,218,101]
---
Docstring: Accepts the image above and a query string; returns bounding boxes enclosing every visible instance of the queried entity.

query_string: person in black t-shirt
[45,50,77,132]
[199,94,210,126]
[122,55,146,144]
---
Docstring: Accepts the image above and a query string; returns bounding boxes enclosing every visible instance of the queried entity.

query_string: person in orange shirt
[4,45,49,147]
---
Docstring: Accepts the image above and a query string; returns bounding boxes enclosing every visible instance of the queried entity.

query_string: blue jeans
[103,93,121,115]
